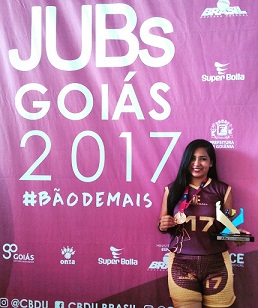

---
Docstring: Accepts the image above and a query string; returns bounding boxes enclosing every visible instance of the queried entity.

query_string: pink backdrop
[0,0,257,307]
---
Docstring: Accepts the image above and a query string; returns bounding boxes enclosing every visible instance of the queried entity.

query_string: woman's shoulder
[208,178,230,193]
[167,181,174,190]
[210,178,229,187]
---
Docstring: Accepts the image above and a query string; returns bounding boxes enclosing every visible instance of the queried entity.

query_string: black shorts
[168,251,235,308]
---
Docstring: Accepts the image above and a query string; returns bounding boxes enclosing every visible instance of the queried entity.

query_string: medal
[174,211,186,224]
[175,179,208,225]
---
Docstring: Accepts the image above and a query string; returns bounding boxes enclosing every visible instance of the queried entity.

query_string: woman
[158,139,243,308]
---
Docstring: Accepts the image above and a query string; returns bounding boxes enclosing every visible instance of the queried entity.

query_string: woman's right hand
[158,215,177,232]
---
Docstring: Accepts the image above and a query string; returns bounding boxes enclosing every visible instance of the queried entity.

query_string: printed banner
[0,1,257,307]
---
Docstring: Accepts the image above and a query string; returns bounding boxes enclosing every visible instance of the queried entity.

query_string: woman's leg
[168,253,203,307]
[177,304,202,308]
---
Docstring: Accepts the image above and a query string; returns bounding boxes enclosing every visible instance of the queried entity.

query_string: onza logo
[60,246,76,265]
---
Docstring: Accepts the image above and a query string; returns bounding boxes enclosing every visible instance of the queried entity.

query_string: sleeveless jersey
[168,179,230,255]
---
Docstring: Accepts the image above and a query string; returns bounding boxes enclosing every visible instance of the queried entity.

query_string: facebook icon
[55,301,65,308]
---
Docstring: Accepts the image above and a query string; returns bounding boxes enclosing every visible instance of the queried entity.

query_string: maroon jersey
[168,179,230,255]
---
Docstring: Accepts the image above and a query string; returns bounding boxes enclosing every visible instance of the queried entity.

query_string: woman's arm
[158,187,177,232]
[223,189,233,214]
[224,188,251,246]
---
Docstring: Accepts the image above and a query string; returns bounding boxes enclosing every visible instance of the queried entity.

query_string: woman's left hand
[233,229,251,247]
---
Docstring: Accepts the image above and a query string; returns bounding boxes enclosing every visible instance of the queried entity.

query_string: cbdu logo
[0,298,48,308]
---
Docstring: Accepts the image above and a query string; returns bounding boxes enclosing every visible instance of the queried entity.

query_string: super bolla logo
[202,62,245,83]
[98,246,138,266]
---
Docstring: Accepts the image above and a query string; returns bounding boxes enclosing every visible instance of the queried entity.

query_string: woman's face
[189,147,213,180]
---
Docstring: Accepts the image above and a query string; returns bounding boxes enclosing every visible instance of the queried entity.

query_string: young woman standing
[158,139,244,308]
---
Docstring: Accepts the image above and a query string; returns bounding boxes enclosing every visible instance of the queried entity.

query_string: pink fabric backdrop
[0,0,257,307]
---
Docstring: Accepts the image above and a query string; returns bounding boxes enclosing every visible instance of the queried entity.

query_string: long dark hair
[167,139,218,215]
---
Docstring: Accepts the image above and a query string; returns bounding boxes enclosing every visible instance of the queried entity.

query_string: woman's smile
[189,147,213,183]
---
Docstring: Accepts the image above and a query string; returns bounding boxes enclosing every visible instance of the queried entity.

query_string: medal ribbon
[179,178,208,213]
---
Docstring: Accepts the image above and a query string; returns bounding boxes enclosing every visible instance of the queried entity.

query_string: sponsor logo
[211,119,233,139]
[110,246,123,259]
[230,253,245,267]
[60,246,76,265]
[148,252,169,271]
[210,119,235,149]
[215,61,229,75]
[2,244,34,263]
[201,0,247,18]
[202,62,245,83]
[98,246,138,266]
[148,244,169,271]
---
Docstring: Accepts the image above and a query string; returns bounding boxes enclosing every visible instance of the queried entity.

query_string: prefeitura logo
[211,120,233,139]
[210,120,235,149]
